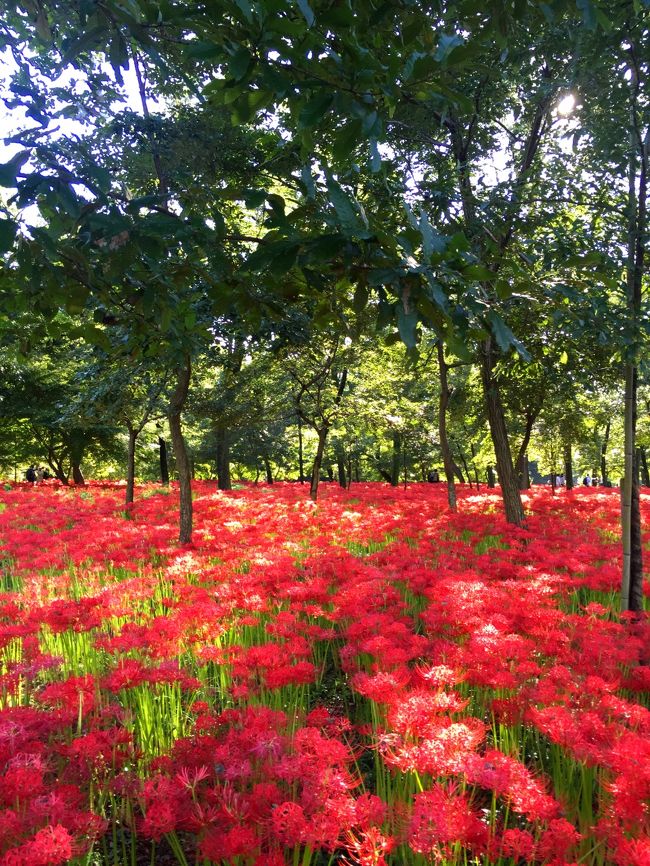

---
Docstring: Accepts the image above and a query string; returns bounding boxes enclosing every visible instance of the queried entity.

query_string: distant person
[557,474,565,487]
[592,476,599,487]
[583,474,591,486]
[25,465,36,484]
[35,467,45,484]
[427,469,440,483]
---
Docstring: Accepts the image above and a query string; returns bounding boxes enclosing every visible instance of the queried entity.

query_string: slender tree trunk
[263,455,273,484]
[622,70,647,611]
[126,426,137,505]
[310,428,328,501]
[630,451,644,611]
[354,460,360,483]
[600,421,611,486]
[168,359,193,544]
[346,457,353,489]
[69,432,86,486]
[337,450,347,489]
[516,411,538,490]
[480,339,524,525]
[564,443,573,490]
[159,437,169,485]
[216,427,231,491]
[487,465,496,488]
[457,449,472,489]
[297,417,305,483]
[470,442,481,489]
[390,431,401,487]
[639,446,650,486]
[437,342,457,510]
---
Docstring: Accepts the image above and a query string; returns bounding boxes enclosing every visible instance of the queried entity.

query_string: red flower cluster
[0,480,647,864]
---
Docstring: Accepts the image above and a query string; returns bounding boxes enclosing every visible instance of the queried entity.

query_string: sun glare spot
[557,93,576,116]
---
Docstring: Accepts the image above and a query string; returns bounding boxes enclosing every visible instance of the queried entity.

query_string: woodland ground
[0,481,648,866]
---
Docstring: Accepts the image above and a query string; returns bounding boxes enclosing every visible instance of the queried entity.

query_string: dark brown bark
[71,462,85,485]
[168,360,193,544]
[516,410,538,490]
[297,417,305,483]
[639,446,650,487]
[215,428,231,491]
[487,465,496,488]
[480,339,524,525]
[159,437,169,485]
[310,428,328,501]
[390,431,401,487]
[337,451,347,489]
[622,51,647,611]
[457,449,473,489]
[631,451,644,611]
[437,342,457,510]
[126,426,137,505]
[469,442,481,490]
[600,421,611,486]
[263,456,273,485]
[564,443,573,490]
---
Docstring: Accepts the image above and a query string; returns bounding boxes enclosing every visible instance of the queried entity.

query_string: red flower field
[0,481,648,865]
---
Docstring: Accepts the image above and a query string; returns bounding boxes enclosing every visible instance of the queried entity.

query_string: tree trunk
[630,450,644,611]
[437,342,457,510]
[480,339,524,525]
[159,437,169,485]
[126,426,137,505]
[297,417,305,483]
[564,443,573,490]
[600,421,611,486]
[263,455,273,484]
[457,449,472,489]
[487,465,496,488]
[622,68,647,612]
[216,427,231,491]
[168,359,193,545]
[516,410,538,490]
[310,428,328,501]
[68,431,86,486]
[470,442,481,490]
[337,450,347,489]
[390,431,401,487]
[639,446,650,486]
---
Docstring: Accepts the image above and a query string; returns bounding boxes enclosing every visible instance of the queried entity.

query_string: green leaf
[229,46,254,81]
[435,33,464,62]
[396,302,419,349]
[419,210,446,256]
[0,152,29,187]
[298,92,333,127]
[488,311,530,360]
[300,164,315,199]
[233,0,254,22]
[296,0,315,26]
[0,218,17,254]
[463,263,495,281]
[325,174,368,236]
[369,139,381,173]
[187,40,222,59]
[59,26,105,68]
[243,188,267,208]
